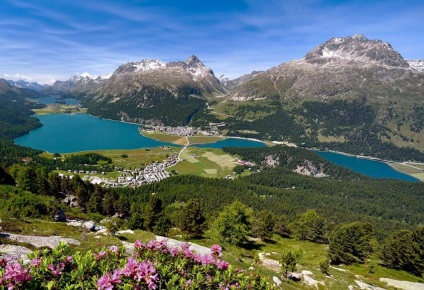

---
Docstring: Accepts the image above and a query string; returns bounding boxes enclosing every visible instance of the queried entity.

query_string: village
[142,123,225,136]
[62,153,179,188]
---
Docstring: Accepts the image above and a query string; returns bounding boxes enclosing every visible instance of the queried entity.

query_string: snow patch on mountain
[407,59,424,72]
[132,59,166,72]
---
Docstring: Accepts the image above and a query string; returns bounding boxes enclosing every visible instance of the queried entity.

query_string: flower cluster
[0,240,270,289]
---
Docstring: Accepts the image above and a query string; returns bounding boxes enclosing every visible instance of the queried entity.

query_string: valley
[2,33,424,289]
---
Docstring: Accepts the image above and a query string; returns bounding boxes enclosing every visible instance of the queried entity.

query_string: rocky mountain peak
[304,34,409,67]
[185,55,203,67]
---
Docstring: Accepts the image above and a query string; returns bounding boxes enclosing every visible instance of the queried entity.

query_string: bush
[0,240,271,289]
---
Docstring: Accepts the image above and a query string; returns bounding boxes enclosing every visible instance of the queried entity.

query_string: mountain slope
[83,56,224,125]
[0,79,43,139]
[218,35,424,159]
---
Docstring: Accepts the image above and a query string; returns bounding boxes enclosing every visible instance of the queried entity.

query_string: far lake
[37,97,80,105]
[15,113,266,153]
[316,151,419,182]
[15,114,175,153]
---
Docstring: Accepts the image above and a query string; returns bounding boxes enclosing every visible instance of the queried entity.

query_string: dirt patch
[173,137,188,145]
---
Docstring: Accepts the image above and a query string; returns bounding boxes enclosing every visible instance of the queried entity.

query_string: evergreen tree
[154,216,172,236]
[381,227,424,276]
[0,166,15,185]
[178,199,206,238]
[281,251,298,277]
[329,222,374,265]
[211,200,253,246]
[252,210,276,240]
[293,209,327,243]
[273,215,292,238]
[144,195,164,232]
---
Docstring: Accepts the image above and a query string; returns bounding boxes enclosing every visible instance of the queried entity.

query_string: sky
[1,0,424,84]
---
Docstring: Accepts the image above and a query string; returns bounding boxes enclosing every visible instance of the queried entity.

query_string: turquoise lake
[15,114,176,153]
[38,97,79,105]
[14,113,419,181]
[316,151,419,182]
[15,114,266,153]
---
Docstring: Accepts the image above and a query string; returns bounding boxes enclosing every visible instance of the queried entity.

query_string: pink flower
[30,258,42,268]
[215,260,229,270]
[134,240,143,249]
[66,256,73,263]
[47,264,62,276]
[120,257,138,277]
[3,262,32,284]
[109,246,119,254]
[94,251,106,260]
[211,245,222,258]
[97,274,113,290]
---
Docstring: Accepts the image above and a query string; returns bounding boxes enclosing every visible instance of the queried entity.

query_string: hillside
[204,35,424,160]
[0,79,44,139]
[82,56,224,126]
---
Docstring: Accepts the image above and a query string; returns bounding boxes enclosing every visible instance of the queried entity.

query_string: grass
[140,131,184,143]
[32,105,84,115]
[187,135,224,144]
[2,217,423,289]
[168,147,238,178]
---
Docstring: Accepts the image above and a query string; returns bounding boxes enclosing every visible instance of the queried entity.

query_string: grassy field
[140,131,184,144]
[33,105,86,115]
[389,163,424,181]
[168,147,239,178]
[187,135,224,144]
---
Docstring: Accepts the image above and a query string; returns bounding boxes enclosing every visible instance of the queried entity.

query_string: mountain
[83,55,224,125]
[219,71,263,90]
[407,59,424,72]
[6,79,47,92]
[0,78,43,139]
[217,35,424,159]
[43,73,111,98]
[229,34,423,101]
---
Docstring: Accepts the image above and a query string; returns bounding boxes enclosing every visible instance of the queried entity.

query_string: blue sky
[1,0,423,84]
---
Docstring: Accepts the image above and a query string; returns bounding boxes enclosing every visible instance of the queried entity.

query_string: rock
[0,244,32,261]
[302,270,314,276]
[116,229,134,235]
[273,276,282,287]
[53,209,67,222]
[288,272,302,282]
[380,278,424,290]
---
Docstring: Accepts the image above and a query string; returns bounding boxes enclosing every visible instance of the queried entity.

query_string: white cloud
[3,73,33,81]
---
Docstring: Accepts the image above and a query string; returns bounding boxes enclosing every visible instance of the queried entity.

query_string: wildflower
[109,246,119,254]
[134,240,143,249]
[211,245,222,258]
[30,258,43,268]
[97,274,113,290]
[94,251,106,260]
[216,260,229,270]
[120,257,138,277]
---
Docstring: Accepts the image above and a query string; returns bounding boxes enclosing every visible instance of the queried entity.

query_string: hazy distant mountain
[6,79,47,92]
[219,71,264,90]
[84,55,224,125]
[43,73,111,98]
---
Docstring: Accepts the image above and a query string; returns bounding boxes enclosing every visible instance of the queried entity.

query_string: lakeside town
[142,123,226,136]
